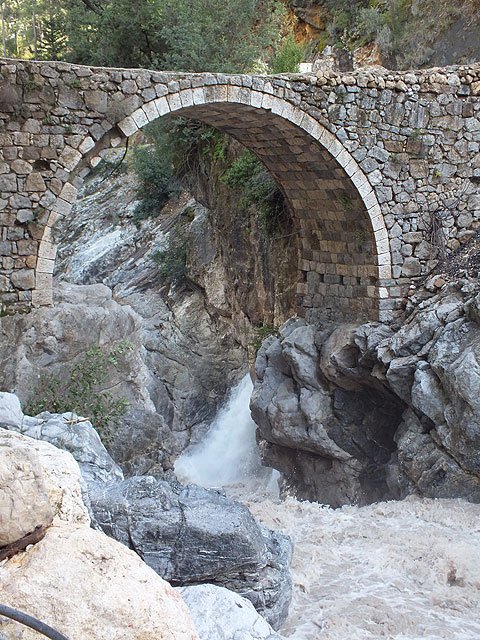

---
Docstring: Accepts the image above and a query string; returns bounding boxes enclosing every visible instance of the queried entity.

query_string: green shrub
[221,151,259,188]
[354,7,385,46]
[251,323,278,353]
[25,341,132,444]
[151,226,189,284]
[269,34,306,74]
[221,151,290,237]
[245,170,289,236]
[132,143,181,223]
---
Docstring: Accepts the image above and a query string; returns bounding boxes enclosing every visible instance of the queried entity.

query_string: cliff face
[184,138,298,333]
[0,143,297,476]
[288,0,480,70]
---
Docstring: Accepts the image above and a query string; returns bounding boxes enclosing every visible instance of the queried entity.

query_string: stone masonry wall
[0,58,479,323]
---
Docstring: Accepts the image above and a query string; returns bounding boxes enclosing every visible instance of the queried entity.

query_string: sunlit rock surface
[1,392,124,485]
[179,584,283,640]
[0,429,198,640]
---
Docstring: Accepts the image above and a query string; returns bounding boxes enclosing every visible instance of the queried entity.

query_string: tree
[36,0,67,60]
[1,1,7,57]
[160,0,284,73]
[64,0,168,68]
[64,0,284,73]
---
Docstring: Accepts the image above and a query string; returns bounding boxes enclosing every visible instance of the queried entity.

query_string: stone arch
[35,84,392,322]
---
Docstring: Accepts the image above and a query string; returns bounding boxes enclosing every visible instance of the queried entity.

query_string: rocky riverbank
[0,394,292,632]
[252,269,480,505]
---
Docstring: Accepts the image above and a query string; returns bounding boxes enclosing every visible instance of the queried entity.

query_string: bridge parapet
[0,59,479,322]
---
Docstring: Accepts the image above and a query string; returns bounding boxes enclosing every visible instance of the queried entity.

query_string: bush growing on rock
[132,143,181,223]
[152,226,189,285]
[269,34,306,73]
[221,151,290,237]
[26,342,131,443]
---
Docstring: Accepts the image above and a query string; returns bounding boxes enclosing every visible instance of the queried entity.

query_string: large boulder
[251,319,402,506]
[0,526,198,640]
[0,428,198,640]
[89,475,292,628]
[179,584,283,640]
[0,392,23,428]
[0,428,89,547]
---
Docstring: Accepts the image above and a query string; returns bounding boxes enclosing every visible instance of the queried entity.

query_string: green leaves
[64,0,167,68]
[269,34,306,74]
[25,342,132,444]
[62,0,284,73]
[160,0,284,73]
[151,225,189,285]
[131,140,181,223]
[221,150,290,237]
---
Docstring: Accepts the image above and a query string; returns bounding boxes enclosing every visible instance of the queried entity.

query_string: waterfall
[174,374,279,498]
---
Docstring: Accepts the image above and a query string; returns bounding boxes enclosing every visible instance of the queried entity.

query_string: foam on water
[247,495,480,640]
[176,373,480,639]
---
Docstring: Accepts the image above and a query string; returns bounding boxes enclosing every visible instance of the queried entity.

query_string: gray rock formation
[251,319,402,506]
[8,408,124,485]
[89,475,292,629]
[251,279,480,506]
[0,397,293,628]
[380,280,480,502]
[0,392,23,428]
[179,584,283,640]
[0,429,199,640]
[0,279,245,477]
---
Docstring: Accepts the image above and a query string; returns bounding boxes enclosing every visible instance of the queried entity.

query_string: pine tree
[37,0,66,60]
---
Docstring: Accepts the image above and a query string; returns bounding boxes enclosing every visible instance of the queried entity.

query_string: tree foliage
[1,0,68,59]
[25,342,132,444]
[1,0,285,73]
[64,0,168,68]
[160,0,284,73]
[269,33,306,73]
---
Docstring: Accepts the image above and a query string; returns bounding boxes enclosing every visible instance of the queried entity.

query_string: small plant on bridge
[269,34,307,74]
[25,341,132,445]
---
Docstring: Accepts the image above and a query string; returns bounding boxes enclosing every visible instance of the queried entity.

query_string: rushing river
[175,375,480,640]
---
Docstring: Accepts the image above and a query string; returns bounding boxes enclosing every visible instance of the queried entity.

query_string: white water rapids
[175,374,279,499]
[175,375,480,639]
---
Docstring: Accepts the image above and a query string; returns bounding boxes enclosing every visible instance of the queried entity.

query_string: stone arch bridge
[0,58,479,323]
